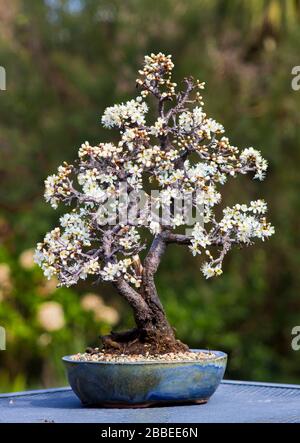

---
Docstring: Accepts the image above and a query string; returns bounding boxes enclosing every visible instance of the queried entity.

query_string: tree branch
[142,234,167,313]
[166,77,195,121]
[143,234,167,276]
[162,232,192,245]
[113,277,151,323]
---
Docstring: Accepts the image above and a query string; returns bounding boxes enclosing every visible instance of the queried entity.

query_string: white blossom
[240,147,268,180]
[202,118,224,138]
[119,227,140,250]
[190,223,211,256]
[250,199,267,214]
[101,98,148,128]
[195,185,221,208]
[219,201,275,244]
[150,117,166,136]
[171,214,185,228]
[201,262,223,279]
[36,52,274,288]
[101,262,122,281]
[149,221,161,235]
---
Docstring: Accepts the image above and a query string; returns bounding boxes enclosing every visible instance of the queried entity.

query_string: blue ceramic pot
[63,349,227,407]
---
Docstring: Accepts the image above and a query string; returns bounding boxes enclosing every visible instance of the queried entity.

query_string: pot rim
[62,349,227,366]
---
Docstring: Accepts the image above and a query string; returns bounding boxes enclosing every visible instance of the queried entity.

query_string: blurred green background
[1,0,300,392]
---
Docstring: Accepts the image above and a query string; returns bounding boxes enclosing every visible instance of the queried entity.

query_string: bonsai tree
[35,53,274,355]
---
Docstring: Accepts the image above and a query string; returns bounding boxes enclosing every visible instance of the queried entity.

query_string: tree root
[86,328,189,356]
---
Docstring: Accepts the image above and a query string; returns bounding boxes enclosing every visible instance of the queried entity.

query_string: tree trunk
[94,234,189,355]
[98,275,188,355]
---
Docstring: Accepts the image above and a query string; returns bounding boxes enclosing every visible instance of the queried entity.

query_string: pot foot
[82,402,153,409]
[82,398,208,408]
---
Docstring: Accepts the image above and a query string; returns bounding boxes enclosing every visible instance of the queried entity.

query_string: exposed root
[86,328,189,356]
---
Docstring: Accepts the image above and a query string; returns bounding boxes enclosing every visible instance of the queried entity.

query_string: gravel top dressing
[71,350,216,363]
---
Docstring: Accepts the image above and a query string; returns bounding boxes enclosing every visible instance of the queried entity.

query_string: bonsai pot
[63,349,227,407]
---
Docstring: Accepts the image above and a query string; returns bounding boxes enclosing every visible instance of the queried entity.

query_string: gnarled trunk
[96,234,189,355]
[99,280,188,355]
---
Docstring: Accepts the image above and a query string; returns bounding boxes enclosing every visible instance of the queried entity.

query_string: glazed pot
[62,349,227,407]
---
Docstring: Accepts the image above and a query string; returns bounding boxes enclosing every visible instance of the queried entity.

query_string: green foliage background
[1,0,300,391]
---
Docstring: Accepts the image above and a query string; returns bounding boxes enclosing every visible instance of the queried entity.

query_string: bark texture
[95,233,189,355]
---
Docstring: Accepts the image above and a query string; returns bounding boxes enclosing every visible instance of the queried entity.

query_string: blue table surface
[0,380,300,423]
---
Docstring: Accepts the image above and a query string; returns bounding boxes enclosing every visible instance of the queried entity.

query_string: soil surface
[92,328,189,356]
[72,350,216,363]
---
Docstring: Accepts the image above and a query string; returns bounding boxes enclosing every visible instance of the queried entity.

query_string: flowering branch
[35,52,274,319]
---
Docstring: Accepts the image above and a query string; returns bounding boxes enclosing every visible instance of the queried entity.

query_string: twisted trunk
[98,234,189,355]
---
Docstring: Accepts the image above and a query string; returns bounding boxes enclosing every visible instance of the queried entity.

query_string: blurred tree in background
[0,0,300,391]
